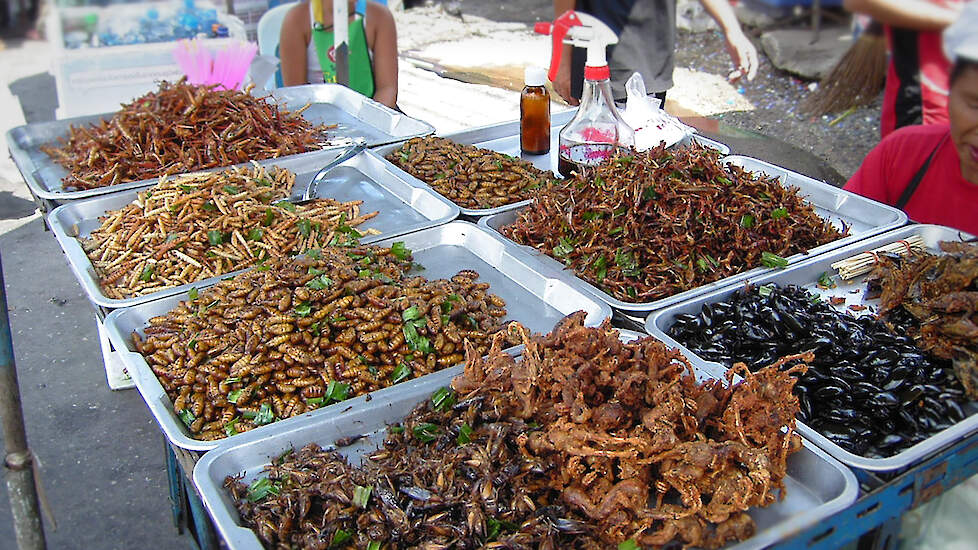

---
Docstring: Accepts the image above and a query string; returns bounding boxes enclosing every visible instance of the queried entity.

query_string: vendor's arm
[843,0,962,31]
[552,0,579,105]
[365,2,398,109]
[280,2,312,87]
[698,0,759,80]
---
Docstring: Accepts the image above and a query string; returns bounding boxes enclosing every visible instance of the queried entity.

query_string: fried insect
[226,313,805,549]
[867,241,978,398]
[42,79,330,191]
[133,245,518,441]
[501,145,844,303]
[386,136,557,209]
[81,164,378,299]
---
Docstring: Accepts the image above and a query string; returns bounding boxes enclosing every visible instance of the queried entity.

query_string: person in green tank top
[280,0,399,109]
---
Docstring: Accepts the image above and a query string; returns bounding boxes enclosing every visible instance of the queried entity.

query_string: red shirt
[881,26,951,138]
[844,124,978,235]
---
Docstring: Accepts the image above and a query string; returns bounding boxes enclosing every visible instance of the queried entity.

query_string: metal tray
[103,221,612,451]
[193,330,857,550]
[8,83,434,202]
[646,224,978,471]
[48,148,460,309]
[478,156,908,314]
[373,110,731,217]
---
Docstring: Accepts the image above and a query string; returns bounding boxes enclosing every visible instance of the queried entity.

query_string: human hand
[553,57,580,106]
[724,30,759,82]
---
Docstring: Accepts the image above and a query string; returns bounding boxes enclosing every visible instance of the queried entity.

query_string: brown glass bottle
[520,67,550,155]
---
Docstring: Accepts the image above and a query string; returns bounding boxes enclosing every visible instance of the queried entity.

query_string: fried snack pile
[42,79,329,191]
[226,313,805,549]
[385,136,557,209]
[868,240,978,398]
[133,247,518,441]
[82,165,378,299]
[502,145,843,303]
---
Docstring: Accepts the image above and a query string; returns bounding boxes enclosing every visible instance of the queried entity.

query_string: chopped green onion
[297,219,312,237]
[771,207,789,219]
[581,211,603,221]
[274,200,296,213]
[307,274,332,290]
[139,264,154,282]
[331,529,352,547]
[390,241,411,261]
[177,409,195,428]
[618,540,640,550]
[402,305,421,321]
[366,542,381,550]
[457,423,473,445]
[201,201,217,212]
[389,425,405,434]
[207,230,224,246]
[391,363,411,384]
[760,251,789,269]
[817,271,837,289]
[413,422,440,443]
[294,301,312,317]
[228,389,244,403]
[740,214,755,228]
[223,185,239,194]
[609,227,624,235]
[306,248,321,259]
[353,485,373,508]
[179,184,194,192]
[188,287,199,300]
[224,417,239,437]
[431,387,456,412]
[716,176,732,186]
[224,377,240,384]
[246,227,263,241]
[246,477,281,502]
[757,284,775,297]
[553,237,574,258]
[305,397,325,406]
[255,403,275,426]
[326,381,350,403]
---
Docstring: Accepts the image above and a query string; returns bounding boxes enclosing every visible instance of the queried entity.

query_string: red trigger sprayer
[535,11,634,178]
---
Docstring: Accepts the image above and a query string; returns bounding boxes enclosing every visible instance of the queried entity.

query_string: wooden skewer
[830,235,926,280]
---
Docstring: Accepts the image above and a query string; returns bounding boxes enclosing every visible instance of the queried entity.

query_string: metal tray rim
[9,84,434,201]
[192,332,857,550]
[46,149,460,309]
[476,157,908,313]
[103,221,612,452]
[372,113,731,218]
[645,223,978,471]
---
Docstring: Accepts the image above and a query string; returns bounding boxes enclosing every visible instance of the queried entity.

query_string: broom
[803,20,887,116]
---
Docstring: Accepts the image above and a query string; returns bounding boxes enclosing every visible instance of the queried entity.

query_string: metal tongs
[291,137,368,204]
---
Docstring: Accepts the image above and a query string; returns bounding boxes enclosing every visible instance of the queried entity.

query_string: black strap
[895,134,947,210]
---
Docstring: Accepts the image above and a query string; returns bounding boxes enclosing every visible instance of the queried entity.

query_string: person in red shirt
[844,0,966,138]
[844,8,978,235]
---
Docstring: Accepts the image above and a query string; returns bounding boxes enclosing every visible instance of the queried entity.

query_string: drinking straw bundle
[173,38,258,90]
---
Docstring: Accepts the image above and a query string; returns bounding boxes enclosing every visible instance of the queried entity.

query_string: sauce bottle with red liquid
[521,66,551,155]
[535,11,634,178]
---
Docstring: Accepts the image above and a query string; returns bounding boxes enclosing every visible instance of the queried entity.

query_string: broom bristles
[803,22,887,116]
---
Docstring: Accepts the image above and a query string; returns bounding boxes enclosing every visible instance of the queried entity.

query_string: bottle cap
[524,66,547,87]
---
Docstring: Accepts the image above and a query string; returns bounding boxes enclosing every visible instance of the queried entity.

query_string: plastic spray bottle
[535,11,634,178]
[521,66,551,155]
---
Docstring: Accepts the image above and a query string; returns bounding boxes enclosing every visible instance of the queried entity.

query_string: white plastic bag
[620,72,695,151]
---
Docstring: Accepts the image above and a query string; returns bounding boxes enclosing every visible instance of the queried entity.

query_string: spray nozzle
[535,10,618,82]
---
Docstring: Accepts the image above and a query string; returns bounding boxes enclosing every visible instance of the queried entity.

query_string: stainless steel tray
[103,221,612,451]
[48,148,460,309]
[8,83,434,202]
[478,156,908,314]
[373,109,731,217]
[193,330,857,550]
[646,224,978,471]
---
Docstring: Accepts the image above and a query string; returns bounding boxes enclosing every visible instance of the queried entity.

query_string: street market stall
[4,74,978,550]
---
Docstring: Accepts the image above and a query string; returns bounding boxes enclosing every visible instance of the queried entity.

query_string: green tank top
[311,10,375,98]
